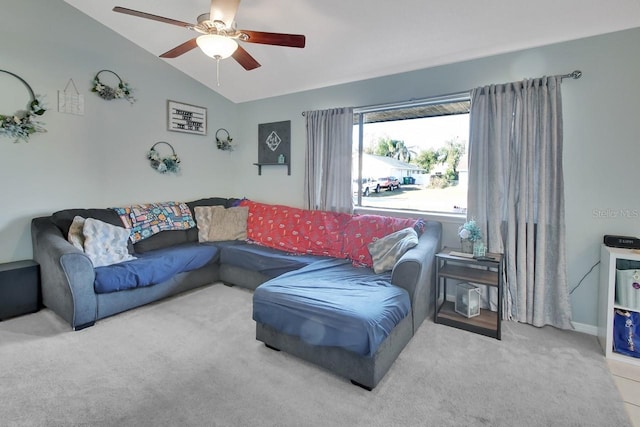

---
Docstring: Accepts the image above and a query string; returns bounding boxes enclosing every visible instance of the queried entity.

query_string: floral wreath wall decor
[215,128,234,151]
[147,141,181,174]
[0,70,47,143]
[92,69,136,104]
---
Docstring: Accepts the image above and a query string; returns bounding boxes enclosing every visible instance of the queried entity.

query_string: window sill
[353,206,465,225]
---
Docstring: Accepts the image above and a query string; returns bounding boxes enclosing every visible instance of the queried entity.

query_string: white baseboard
[572,321,597,336]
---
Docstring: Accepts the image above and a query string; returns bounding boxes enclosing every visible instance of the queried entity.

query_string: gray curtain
[303,107,354,212]
[467,76,572,329]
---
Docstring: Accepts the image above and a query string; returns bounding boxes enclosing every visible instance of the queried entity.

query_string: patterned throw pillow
[195,206,249,242]
[113,201,195,243]
[240,200,349,257]
[342,214,421,267]
[67,216,86,251]
[368,227,419,274]
[82,218,136,267]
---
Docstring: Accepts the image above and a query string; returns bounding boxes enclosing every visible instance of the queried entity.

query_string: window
[352,93,470,214]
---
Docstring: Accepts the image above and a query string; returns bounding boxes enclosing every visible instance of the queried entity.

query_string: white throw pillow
[368,227,419,274]
[67,216,86,251]
[82,218,136,267]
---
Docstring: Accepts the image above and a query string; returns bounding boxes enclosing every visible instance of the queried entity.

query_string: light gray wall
[233,28,640,328]
[2,0,639,328]
[0,0,238,262]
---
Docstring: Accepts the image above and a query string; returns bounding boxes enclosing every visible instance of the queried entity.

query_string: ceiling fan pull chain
[216,58,221,86]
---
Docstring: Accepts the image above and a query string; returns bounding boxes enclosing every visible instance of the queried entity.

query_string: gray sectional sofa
[31,196,441,389]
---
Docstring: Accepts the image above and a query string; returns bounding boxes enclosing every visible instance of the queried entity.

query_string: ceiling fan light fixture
[196,34,238,59]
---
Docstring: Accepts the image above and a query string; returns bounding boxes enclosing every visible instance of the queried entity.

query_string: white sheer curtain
[303,107,354,213]
[467,76,572,329]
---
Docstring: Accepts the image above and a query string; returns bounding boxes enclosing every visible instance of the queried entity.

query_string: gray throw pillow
[195,206,249,242]
[368,227,419,274]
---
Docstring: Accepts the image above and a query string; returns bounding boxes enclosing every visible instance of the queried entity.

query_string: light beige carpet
[0,284,631,426]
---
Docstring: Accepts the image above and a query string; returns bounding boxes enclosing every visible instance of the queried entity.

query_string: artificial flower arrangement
[0,70,47,142]
[92,70,136,104]
[147,142,180,174]
[458,219,482,242]
[0,96,46,142]
[215,128,234,151]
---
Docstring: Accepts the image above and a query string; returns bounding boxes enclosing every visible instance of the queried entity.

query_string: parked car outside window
[377,176,401,191]
[353,177,380,196]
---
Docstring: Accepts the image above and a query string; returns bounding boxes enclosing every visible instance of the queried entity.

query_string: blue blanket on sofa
[220,242,329,278]
[253,258,410,356]
[94,243,219,293]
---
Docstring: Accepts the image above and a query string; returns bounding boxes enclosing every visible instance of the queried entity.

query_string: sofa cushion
[112,201,195,243]
[130,198,238,253]
[368,227,419,274]
[186,197,232,213]
[83,218,137,268]
[94,242,219,293]
[253,258,411,356]
[240,200,350,258]
[52,208,130,254]
[133,230,190,254]
[195,206,249,242]
[343,215,422,267]
[51,208,123,238]
[220,242,328,278]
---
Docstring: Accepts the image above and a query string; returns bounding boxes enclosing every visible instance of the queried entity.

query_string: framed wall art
[258,120,290,164]
[167,100,207,136]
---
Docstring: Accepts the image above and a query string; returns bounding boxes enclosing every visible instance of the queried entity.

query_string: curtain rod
[560,70,582,80]
[301,70,582,116]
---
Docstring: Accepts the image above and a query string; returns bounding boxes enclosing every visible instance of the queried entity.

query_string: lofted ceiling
[64,0,640,103]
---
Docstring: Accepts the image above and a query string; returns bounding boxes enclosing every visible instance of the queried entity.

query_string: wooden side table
[434,247,503,339]
[0,260,40,320]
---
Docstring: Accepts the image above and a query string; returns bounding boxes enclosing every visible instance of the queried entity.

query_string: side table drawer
[0,260,40,320]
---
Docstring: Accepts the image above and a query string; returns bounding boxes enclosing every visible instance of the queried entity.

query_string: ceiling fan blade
[239,30,306,48]
[232,45,261,70]
[113,6,193,28]
[160,38,198,58]
[210,0,241,27]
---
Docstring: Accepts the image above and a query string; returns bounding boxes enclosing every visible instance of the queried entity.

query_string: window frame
[352,92,471,215]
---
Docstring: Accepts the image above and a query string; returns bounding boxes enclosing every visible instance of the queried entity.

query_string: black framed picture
[258,120,291,164]
[167,100,207,136]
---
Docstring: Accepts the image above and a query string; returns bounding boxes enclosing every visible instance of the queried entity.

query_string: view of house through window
[352,94,471,214]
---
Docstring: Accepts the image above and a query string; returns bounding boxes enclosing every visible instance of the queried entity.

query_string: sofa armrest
[391,221,442,333]
[31,217,97,329]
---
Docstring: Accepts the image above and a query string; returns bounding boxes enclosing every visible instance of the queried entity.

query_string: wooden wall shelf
[253,162,291,175]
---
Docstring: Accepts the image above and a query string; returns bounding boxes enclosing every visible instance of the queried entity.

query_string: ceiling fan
[112,0,306,71]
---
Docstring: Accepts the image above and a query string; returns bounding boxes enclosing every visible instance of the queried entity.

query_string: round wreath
[215,128,234,151]
[92,69,135,103]
[0,70,46,143]
[147,141,180,174]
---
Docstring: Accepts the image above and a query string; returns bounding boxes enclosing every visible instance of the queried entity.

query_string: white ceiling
[64,0,640,103]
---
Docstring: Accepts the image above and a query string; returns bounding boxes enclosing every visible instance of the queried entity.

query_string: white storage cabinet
[598,244,640,365]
